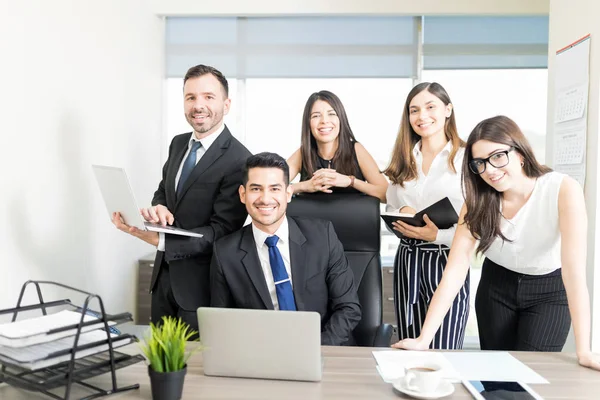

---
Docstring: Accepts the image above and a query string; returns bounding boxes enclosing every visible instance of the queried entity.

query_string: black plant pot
[148,365,187,400]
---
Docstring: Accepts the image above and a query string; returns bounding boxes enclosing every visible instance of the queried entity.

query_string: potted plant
[139,316,202,400]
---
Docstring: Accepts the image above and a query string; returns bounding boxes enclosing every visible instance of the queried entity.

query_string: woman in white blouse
[384,82,469,349]
[394,115,599,371]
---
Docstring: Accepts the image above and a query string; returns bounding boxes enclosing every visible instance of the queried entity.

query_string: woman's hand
[392,214,439,242]
[313,168,352,188]
[304,173,333,193]
[578,352,600,371]
[391,337,430,350]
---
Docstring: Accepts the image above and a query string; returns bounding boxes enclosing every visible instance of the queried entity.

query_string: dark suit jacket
[210,216,362,345]
[151,126,251,311]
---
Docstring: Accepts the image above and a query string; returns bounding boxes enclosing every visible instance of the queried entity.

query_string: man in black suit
[210,152,361,345]
[113,65,251,332]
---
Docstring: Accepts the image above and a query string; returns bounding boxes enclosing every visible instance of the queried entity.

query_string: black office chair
[287,192,393,347]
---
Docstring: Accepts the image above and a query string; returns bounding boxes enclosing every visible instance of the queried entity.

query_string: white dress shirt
[251,217,293,310]
[157,124,225,251]
[385,141,465,247]
[485,171,564,275]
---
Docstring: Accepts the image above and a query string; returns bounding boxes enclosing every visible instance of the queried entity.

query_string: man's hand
[141,205,174,226]
[112,212,159,247]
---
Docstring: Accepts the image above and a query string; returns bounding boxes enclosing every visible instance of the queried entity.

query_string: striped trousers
[394,238,470,349]
[476,258,571,351]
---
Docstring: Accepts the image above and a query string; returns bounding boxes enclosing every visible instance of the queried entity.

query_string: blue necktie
[264,235,296,311]
[177,141,202,196]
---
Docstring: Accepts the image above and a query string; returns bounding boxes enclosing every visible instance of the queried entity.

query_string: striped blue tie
[177,141,202,197]
[264,235,296,311]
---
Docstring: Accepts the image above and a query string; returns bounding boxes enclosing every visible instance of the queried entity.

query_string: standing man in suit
[210,152,361,345]
[113,65,251,332]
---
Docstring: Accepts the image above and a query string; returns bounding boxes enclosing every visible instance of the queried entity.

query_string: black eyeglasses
[469,147,515,175]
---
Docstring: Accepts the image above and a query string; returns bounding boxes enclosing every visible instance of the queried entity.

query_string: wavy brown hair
[384,82,463,185]
[463,115,552,254]
[300,91,358,177]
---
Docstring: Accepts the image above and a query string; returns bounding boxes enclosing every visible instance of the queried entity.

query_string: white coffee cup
[402,362,443,393]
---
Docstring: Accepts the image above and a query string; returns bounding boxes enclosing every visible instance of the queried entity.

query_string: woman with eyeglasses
[384,82,469,350]
[393,115,600,371]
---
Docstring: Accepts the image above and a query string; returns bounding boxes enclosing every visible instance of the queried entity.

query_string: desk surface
[1,346,598,399]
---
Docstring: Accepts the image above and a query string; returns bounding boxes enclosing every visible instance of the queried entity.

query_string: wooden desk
[1,346,597,399]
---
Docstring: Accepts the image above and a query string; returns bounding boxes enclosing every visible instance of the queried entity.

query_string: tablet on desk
[92,165,202,238]
[463,380,544,400]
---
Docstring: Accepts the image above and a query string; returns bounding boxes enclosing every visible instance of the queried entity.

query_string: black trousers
[475,258,570,351]
[151,261,200,339]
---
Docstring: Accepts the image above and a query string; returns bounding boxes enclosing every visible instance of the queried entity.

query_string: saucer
[392,379,455,399]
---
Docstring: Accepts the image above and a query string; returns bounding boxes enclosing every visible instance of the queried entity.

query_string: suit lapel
[175,127,233,208]
[288,217,307,311]
[240,226,274,310]
[166,135,190,208]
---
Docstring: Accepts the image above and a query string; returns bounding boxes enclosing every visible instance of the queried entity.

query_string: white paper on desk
[441,352,548,384]
[372,350,460,383]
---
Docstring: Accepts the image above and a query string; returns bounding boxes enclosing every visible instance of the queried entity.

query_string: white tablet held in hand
[92,165,202,238]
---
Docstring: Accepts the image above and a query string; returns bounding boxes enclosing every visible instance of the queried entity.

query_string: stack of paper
[0,330,133,370]
[0,310,125,370]
[0,310,117,347]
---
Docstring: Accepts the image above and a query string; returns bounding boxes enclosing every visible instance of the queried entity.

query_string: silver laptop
[197,307,322,382]
[92,165,202,238]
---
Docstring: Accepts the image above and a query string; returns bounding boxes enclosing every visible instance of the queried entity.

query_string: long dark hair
[384,82,464,186]
[463,115,552,254]
[300,91,358,176]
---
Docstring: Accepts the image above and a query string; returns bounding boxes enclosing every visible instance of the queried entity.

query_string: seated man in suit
[210,152,361,345]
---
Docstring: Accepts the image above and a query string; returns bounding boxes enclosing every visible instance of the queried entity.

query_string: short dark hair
[242,152,290,186]
[183,64,229,97]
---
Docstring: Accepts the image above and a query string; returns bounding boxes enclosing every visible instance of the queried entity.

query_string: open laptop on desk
[92,165,202,238]
[197,308,322,382]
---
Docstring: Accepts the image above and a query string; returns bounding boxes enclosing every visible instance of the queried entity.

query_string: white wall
[150,0,548,16]
[547,0,600,351]
[0,1,163,317]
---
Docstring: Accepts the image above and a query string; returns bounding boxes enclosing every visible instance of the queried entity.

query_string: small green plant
[139,316,202,373]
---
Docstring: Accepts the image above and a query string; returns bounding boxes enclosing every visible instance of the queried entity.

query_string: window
[421,69,548,163]
[165,16,550,348]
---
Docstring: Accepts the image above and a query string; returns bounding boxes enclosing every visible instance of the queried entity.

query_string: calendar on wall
[552,35,590,187]
[555,85,587,124]
[554,125,586,165]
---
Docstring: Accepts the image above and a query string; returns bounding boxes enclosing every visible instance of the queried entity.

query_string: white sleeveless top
[484,171,565,275]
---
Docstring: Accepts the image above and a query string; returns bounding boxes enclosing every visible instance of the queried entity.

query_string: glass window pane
[421,69,548,163]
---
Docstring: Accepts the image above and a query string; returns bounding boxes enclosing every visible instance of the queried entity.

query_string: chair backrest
[286,192,383,346]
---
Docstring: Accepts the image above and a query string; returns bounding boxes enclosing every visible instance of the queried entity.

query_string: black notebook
[381,197,459,239]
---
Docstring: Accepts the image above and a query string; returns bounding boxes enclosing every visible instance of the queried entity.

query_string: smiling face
[309,100,340,145]
[470,139,525,192]
[408,89,452,140]
[183,74,231,139]
[239,167,293,234]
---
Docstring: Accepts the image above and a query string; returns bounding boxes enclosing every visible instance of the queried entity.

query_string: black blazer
[210,216,362,346]
[150,127,251,311]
